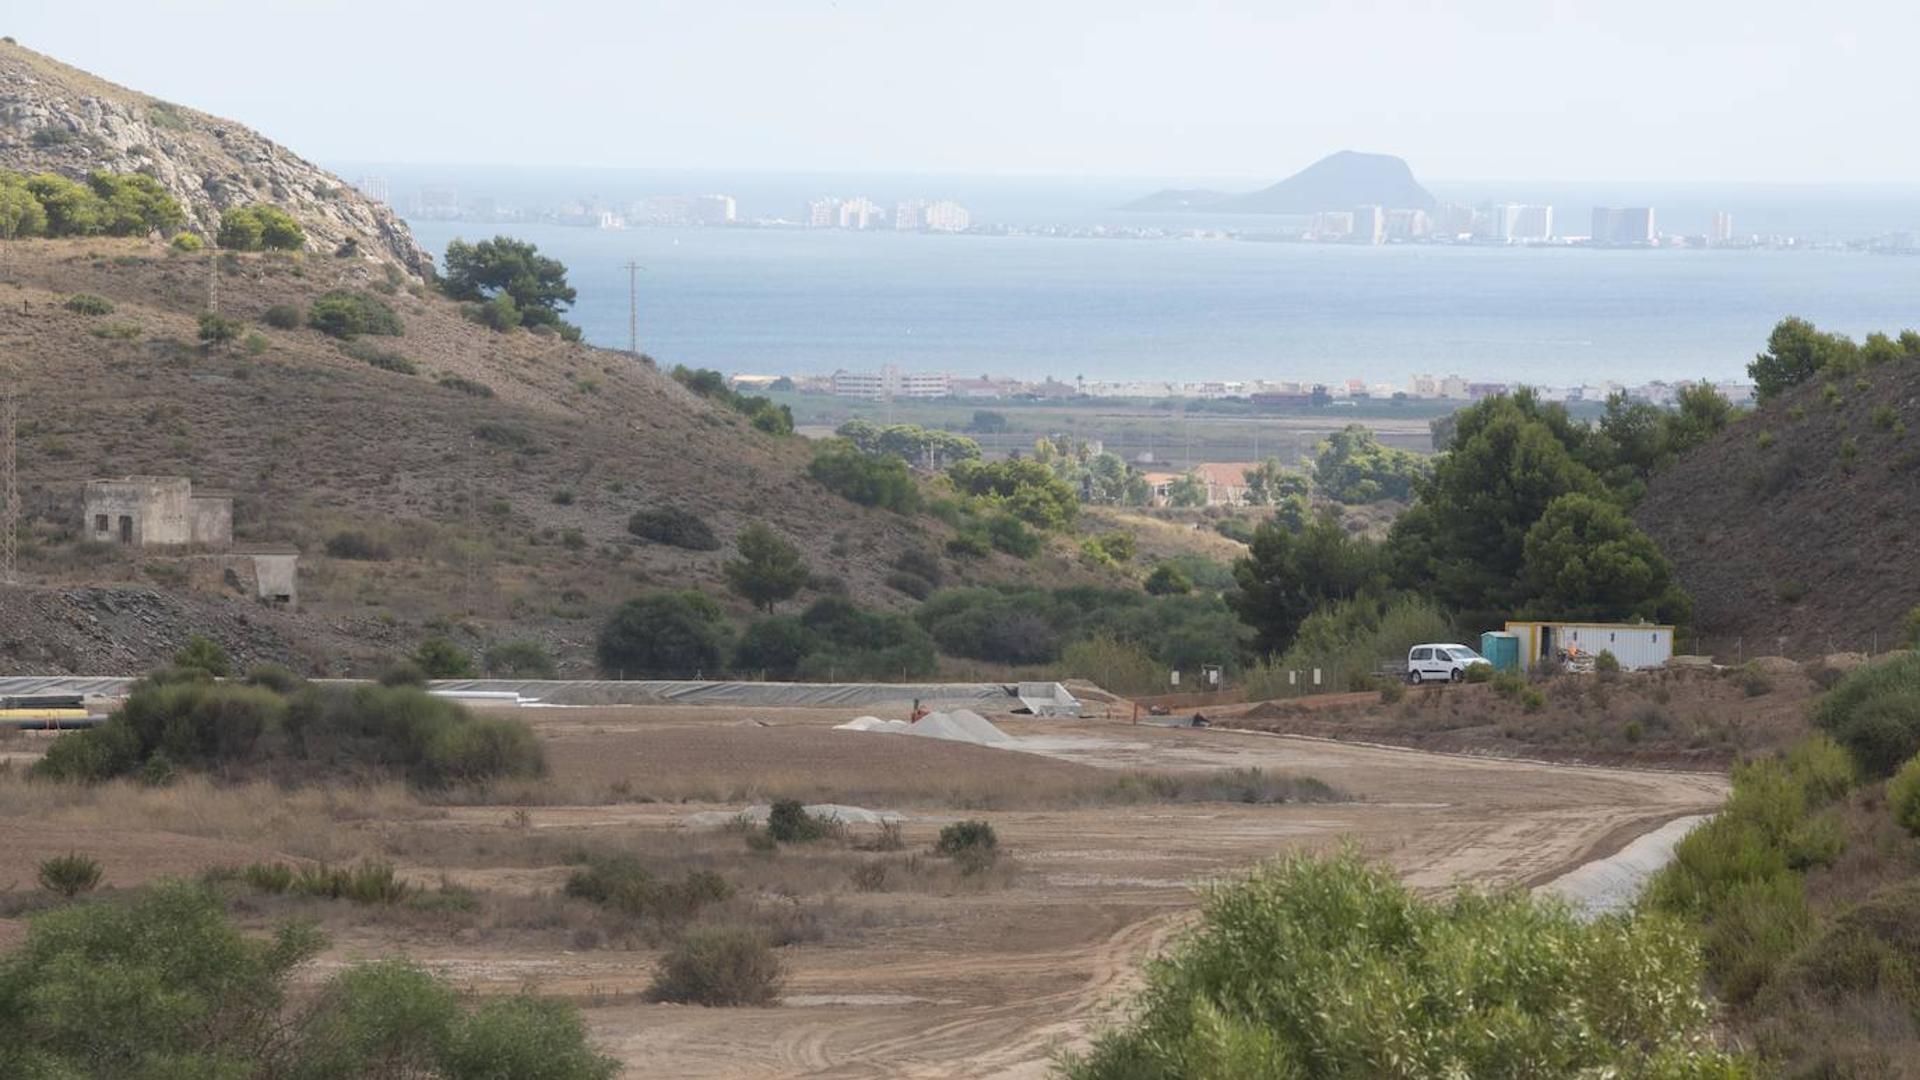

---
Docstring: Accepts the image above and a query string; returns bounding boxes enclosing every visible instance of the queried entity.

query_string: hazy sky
[10,0,1917,182]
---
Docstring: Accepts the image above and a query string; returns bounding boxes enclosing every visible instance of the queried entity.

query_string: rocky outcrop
[0,40,432,276]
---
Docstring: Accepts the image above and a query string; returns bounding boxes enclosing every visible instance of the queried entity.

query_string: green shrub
[596,590,732,678]
[1594,649,1621,676]
[1490,670,1526,699]
[485,640,556,679]
[1904,604,1920,648]
[1378,677,1406,704]
[436,374,495,398]
[1061,849,1739,1078]
[1521,688,1546,713]
[242,663,304,693]
[1891,754,1920,837]
[63,292,113,315]
[169,231,204,252]
[263,302,302,329]
[37,852,103,898]
[197,311,243,347]
[174,634,232,676]
[306,289,402,339]
[1464,662,1493,684]
[808,444,922,513]
[1812,652,1920,776]
[884,571,933,599]
[324,530,392,560]
[0,883,616,1077]
[644,927,783,1006]
[935,820,998,857]
[564,856,732,921]
[411,636,473,678]
[626,506,719,550]
[243,861,296,893]
[217,204,306,251]
[377,659,429,687]
[342,339,416,374]
[1143,563,1192,596]
[767,799,829,844]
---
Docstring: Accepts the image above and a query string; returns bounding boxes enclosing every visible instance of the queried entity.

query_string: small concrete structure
[81,477,296,607]
[83,477,233,547]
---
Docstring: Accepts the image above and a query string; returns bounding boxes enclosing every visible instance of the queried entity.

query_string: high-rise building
[1384,208,1431,241]
[1710,211,1734,245]
[1591,207,1656,244]
[923,200,970,233]
[1512,205,1553,242]
[1308,210,1354,239]
[356,175,390,205]
[1351,205,1384,245]
[830,365,950,400]
[894,199,926,231]
[1433,203,1476,238]
[807,197,841,228]
[838,196,882,230]
[1475,204,1521,242]
[634,195,736,226]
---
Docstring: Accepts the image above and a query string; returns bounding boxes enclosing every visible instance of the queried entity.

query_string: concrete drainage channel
[1534,814,1709,918]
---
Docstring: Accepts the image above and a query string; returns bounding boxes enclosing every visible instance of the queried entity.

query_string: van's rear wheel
[1406,670,1422,686]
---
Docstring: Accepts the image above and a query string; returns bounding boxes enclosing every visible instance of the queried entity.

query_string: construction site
[0,669,1744,1078]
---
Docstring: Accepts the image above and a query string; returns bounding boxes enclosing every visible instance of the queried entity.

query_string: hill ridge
[0,40,432,275]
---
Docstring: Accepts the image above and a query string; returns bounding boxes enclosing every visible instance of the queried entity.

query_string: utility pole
[622,261,643,359]
[207,244,219,314]
[3,372,18,587]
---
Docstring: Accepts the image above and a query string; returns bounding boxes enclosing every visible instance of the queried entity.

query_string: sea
[348,165,1920,388]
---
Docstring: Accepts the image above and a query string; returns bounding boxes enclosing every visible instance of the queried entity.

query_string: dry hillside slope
[0,236,1010,674]
[0,40,430,274]
[1636,357,1920,655]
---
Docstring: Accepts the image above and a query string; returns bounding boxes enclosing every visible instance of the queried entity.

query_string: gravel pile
[834,708,1014,747]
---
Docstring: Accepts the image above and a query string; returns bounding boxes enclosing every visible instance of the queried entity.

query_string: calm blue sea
[375,168,1920,387]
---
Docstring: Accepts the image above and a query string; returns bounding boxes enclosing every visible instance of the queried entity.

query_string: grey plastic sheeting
[1535,814,1709,919]
[0,676,1046,710]
[435,680,1022,708]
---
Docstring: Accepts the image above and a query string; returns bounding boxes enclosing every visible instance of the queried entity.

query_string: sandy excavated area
[477,707,1723,1079]
[0,706,1727,1078]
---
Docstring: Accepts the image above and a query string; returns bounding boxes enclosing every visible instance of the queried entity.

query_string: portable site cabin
[1503,621,1674,671]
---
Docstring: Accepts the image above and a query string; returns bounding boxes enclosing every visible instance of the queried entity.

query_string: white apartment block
[830,365,951,400]
[838,197,882,229]
[807,197,841,228]
[923,200,971,233]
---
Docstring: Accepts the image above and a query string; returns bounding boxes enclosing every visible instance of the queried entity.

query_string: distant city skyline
[5,1,1919,184]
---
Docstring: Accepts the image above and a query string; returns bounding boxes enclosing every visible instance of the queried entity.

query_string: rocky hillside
[0,40,431,275]
[0,233,1080,675]
[1636,358,1920,655]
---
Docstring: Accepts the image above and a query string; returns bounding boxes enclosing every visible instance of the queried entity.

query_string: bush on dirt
[564,856,732,921]
[1891,754,1920,837]
[596,590,732,678]
[174,634,232,677]
[935,820,998,874]
[0,883,617,1077]
[644,927,783,1006]
[36,853,102,898]
[625,506,719,551]
[306,289,402,340]
[262,302,302,329]
[1060,848,1740,1079]
[767,799,831,844]
[411,636,474,678]
[485,640,556,679]
[1812,653,1920,777]
[63,292,113,315]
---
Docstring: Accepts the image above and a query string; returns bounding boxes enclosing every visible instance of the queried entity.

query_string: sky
[9,0,1918,183]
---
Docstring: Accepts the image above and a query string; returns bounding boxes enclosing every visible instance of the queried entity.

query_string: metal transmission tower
[207,245,219,314]
[2,373,18,587]
[622,261,644,359]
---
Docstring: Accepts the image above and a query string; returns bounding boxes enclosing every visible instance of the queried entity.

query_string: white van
[1406,643,1490,684]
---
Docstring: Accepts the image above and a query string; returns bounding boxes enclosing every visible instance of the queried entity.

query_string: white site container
[1504,621,1674,671]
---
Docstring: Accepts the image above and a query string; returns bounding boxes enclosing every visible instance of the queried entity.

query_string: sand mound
[682,803,905,829]
[1747,656,1802,675]
[835,709,1014,748]
[835,716,910,733]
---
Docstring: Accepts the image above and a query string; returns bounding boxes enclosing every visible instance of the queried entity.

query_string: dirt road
[493,711,1725,1078]
[0,708,1726,1078]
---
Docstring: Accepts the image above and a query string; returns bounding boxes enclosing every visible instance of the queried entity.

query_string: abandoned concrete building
[82,477,298,607]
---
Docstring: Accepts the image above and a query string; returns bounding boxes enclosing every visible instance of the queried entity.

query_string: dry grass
[0,773,438,860]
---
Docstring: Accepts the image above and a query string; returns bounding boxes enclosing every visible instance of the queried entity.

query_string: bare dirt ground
[0,705,1727,1078]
